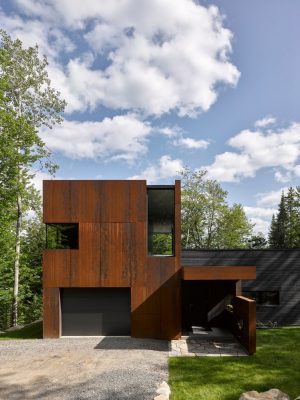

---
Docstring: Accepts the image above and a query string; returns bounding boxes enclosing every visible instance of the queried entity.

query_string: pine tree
[268,214,278,248]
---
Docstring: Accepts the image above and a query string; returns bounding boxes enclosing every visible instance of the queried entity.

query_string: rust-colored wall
[228,296,256,354]
[182,266,256,281]
[43,180,181,339]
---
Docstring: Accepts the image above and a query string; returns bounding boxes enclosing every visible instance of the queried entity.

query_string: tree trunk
[12,192,22,327]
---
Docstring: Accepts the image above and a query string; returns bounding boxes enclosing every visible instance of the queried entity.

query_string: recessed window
[243,290,280,306]
[46,223,79,249]
[147,188,175,256]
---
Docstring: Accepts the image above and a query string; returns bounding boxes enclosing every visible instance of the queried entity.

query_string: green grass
[0,320,43,340]
[169,327,300,400]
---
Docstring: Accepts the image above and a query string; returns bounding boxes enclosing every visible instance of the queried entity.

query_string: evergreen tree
[268,188,300,249]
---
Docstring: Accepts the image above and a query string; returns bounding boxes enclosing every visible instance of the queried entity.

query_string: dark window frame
[147,187,175,257]
[46,223,79,249]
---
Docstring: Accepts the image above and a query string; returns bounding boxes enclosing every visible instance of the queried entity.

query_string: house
[43,180,256,353]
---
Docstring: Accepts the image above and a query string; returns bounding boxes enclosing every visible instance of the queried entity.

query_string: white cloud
[173,137,209,149]
[158,126,182,138]
[247,217,270,236]
[0,11,75,60]
[244,206,277,236]
[274,170,292,183]
[244,206,277,219]
[205,122,300,182]
[40,114,151,162]
[129,155,184,183]
[31,170,53,193]
[255,115,276,128]
[255,187,289,207]
[9,0,240,117]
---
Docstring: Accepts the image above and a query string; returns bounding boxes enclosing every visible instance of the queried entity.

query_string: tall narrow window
[46,223,79,249]
[147,187,175,256]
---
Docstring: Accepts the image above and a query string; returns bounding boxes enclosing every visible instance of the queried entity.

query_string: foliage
[180,167,253,249]
[0,29,65,327]
[0,320,42,339]
[151,233,173,255]
[268,187,300,248]
[0,211,44,331]
[247,232,268,249]
[169,327,300,400]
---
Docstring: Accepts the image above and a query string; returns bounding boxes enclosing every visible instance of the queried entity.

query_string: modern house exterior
[43,180,257,353]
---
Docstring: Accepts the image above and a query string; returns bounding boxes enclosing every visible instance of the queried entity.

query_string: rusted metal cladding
[43,288,61,338]
[43,180,181,339]
[229,296,256,354]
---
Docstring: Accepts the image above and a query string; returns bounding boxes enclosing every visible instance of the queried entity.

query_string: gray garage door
[61,288,131,336]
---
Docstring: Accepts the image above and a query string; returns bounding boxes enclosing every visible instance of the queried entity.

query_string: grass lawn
[169,327,300,400]
[0,320,43,340]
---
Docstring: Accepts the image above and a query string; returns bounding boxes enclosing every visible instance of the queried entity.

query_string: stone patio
[169,327,248,357]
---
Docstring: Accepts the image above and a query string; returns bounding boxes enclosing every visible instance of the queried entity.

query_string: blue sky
[1,0,300,234]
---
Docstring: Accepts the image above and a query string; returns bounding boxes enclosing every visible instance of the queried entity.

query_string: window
[147,187,175,256]
[46,223,79,249]
[243,290,280,306]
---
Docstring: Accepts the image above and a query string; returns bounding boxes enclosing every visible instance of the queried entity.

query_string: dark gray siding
[181,250,300,326]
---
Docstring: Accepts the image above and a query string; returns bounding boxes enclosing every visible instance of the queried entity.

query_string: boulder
[239,389,289,400]
[156,381,171,397]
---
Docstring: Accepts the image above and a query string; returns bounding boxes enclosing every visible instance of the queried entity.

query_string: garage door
[61,288,131,336]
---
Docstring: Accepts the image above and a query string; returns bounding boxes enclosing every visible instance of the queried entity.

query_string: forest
[1,30,300,332]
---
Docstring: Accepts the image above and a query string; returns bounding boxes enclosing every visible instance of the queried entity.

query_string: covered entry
[61,288,131,336]
[181,265,257,354]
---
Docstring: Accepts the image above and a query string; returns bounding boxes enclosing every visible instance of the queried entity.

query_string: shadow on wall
[94,336,169,351]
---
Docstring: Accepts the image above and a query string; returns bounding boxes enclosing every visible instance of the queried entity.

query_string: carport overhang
[182,266,256,280]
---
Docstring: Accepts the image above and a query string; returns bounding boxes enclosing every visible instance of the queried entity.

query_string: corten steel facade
[43,180,256,352]
[43,180,181,340]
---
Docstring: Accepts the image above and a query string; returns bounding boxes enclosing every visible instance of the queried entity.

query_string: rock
[154,396,168,400]
[5,325,24,332]
[155,381,171,400]
[156,381,171,397]
[239,389,290,400]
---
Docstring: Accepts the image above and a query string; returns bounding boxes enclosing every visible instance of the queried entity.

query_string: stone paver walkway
[169,328,248,357]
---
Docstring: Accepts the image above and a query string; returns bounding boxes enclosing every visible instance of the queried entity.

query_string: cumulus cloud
[255,115,276,128]
[206,122,300,182]
[173,137,209,149]
[244,206,277,236]
[30,170,53,193]
[244,206,277,219]
[129,155,184,183]
[40,114,151,162]
[255,187,289,207]
[7,0,240,117]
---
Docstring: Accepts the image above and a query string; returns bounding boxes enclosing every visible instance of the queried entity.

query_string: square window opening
[46,223,79,249]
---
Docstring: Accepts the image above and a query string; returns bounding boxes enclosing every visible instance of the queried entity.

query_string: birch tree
[0,30,66,326]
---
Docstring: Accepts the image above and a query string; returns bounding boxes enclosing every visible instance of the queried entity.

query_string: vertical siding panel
[43,181,71,222]
[43,287,61,338]
[43,250,71,287]
[100,223,131,287]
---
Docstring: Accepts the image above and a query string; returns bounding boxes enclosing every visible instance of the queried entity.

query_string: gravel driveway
[0,337,169,400]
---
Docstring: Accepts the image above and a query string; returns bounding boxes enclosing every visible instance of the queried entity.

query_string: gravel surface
[0,337,169,400]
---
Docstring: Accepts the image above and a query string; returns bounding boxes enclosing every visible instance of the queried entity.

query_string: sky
[1,0,300,235]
